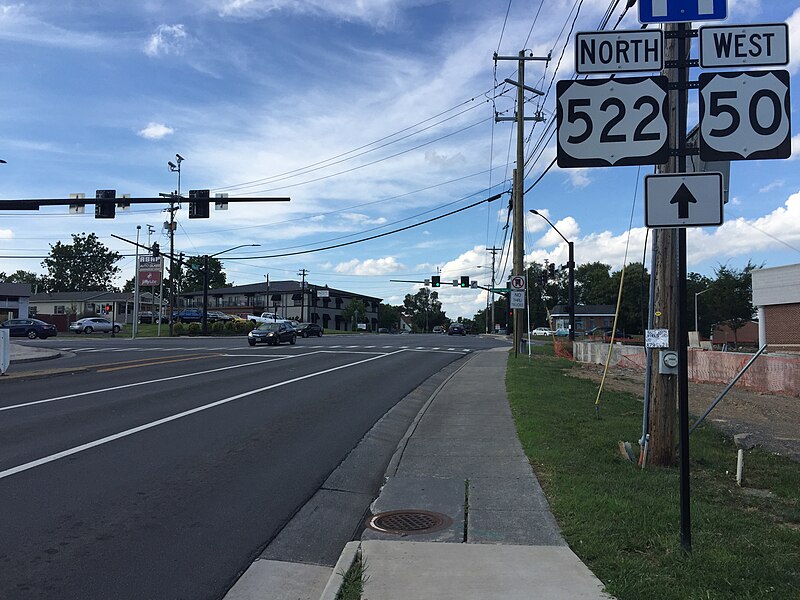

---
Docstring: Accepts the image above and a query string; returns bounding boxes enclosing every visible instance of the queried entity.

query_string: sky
[2,0,800,319]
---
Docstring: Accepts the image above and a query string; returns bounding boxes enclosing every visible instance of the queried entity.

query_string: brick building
[751,263,800,353]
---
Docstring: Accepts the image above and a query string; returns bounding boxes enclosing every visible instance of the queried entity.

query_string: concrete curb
[318,541,361,600]
[10,350,62,364]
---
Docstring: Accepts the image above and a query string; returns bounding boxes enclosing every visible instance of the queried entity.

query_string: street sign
[639,0,727,24]
[699,70,791,161]
[646,328,670,349]
[316,289,329,298]
[575,30,663,74]
[556,76,669,168]
[509,291,526,309]
[645,172,724,228]
[510,276,526,290]
[490,287,510,293]
[700,24,789,68]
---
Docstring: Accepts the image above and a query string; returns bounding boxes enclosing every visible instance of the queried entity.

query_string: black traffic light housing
[189,189,210,218]
[548,263,555,277]
[152,242,160,257]
[460,275,470,288]
[95,189,116,219]
[431,275,441,287]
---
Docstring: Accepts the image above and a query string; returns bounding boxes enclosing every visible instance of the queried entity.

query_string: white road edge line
[0,349,406,480]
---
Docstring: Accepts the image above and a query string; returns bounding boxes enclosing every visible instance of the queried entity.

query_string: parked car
[295,322,323,338]
[377,327,390,334]
[448,323,466,336]
[138,311,168,324]
[0,318,58,340]
[247,322,297,346]
[207,310,235,323]
[69,317,123,334]
[531,327,553,336]
[587,327,625,340]
[432,325,444,334]
[172,308,203,323]
[554,328,570,337]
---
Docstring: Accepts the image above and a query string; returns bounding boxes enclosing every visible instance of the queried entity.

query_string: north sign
[556,76,669,168]
[699,70,791,161]
[639,0,727,24]
[575,30,663,74]
[645,172,723,228]
[700,24,789,68]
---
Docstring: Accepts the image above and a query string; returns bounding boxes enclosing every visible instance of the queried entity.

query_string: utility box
[659,350,679,375]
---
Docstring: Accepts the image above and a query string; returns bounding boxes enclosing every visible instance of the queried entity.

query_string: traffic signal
[460,276,470,288]
[548,263,556,277]
[152,242,160,257]
[105,304,113,314]
[189,189,210,219]
[431,275,441,287]
[94,189,116,219]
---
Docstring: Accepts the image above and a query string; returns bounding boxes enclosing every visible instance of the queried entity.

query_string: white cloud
[759,180,784,194]
[213,0,405,28]
[536,216,580,247]
[0,4,108,49]
[0,229,13,240]
[145,24,188,57]
[790,133,800,160]
[567,169,591,188]
[788,7,800,75]
[334,256,404,275]
[137,122,175,140]
[340,213,387,226]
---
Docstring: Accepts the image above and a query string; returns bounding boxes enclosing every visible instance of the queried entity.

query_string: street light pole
[530,210,575,342]
[201,244,260,334]
[694,288,710,334]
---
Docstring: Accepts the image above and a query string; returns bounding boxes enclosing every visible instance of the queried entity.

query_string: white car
[69,317,123,334]
[531,327,553,336]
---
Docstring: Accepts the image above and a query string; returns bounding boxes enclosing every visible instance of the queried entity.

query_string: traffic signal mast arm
[0,195,290,211]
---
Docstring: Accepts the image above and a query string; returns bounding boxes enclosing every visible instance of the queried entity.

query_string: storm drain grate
[366,510,452,535]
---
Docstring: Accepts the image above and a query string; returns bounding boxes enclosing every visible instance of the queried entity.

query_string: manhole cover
[366,510,452,535]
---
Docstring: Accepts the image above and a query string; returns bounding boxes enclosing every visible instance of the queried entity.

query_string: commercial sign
[698,70,792,161]
[575,30,663,74]
[639,0,727,24]
[644,172,724,228]
[556,76,669,168]
[138,255,163,287]
[700,23,789,68]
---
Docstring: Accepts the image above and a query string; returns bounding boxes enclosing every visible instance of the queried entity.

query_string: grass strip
[335,552,366,600]
[506,349,800,600]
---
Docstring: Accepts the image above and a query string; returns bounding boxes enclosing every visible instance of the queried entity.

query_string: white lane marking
[401,348,470,354]
[0,353,318,413]
[0,350,406,481]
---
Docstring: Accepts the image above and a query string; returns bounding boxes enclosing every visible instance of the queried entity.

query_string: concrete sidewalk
[346,347,611,599]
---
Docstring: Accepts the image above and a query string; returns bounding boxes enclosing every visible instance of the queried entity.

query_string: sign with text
[137,255,163,287]
[575,30,663,74]
[556,76,669,167]
[699,70,791,161]
[509,290,526,309]
[700,23,789,68]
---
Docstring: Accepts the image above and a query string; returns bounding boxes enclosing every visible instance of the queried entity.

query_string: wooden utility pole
[647,23,691,467]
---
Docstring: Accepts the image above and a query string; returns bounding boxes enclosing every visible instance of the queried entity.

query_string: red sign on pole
[138,255,163,287]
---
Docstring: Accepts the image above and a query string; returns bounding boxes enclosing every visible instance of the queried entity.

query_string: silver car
[69,317,123,334]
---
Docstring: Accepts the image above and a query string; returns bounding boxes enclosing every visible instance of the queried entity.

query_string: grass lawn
[506,346,800,600]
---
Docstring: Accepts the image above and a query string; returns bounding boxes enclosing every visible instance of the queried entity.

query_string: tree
[378,303,403,330]
[403,287,447,332]
[687,272,713,337]
[179,256,229,293]
[0,270,49,293]
[42,233,121,292]
[342,298,367,330]
[707,262,757,348]
[575,262,613,305]
[609,262,650,335]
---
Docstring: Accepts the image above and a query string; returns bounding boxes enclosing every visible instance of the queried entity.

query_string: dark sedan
[173,308,203,323]
[295,323,323,338]
[447,323,466,336]
[247,322,297,346]
[1,318,58,340]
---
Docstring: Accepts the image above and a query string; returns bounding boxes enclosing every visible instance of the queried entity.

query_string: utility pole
[298,268,309,322]
[494,49,549,355]
[166,154,183,337]
[487,246,501,334]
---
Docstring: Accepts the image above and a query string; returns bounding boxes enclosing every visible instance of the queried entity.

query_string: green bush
[187,322,201,336]
[173,322,185,336]
[211,321,225,335]
[224,320,237,334]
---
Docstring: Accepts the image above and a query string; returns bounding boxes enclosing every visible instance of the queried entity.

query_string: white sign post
[0,329,9,375]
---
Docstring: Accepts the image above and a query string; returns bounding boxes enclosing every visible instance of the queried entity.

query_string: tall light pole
[694,288,710,335]
[202,244,260,334]
[530,210,575,342]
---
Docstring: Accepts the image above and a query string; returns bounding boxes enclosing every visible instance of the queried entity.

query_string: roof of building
[549,304,616,317]
[30,291,134,302]
[179,280,382,302]
[0,282,32,297]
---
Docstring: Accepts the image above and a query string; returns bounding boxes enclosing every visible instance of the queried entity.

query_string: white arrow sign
[645,172,724,228]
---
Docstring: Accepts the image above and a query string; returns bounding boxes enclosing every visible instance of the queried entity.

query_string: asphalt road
[0,332,506,599]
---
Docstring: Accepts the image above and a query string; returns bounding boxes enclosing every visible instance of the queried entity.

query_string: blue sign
[639,0,727,23]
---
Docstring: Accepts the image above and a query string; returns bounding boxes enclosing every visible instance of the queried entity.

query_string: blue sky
[2,0,800,319]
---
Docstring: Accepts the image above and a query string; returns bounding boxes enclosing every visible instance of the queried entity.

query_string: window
[55,305,65,315]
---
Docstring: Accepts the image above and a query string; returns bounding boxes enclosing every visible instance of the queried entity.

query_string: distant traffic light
[548,263,555,277]
[460,276,470,288]
[189,189,210,219]
[431,275,441,287]
[152,242,160,257]
[105,304,112,314]
[94,189,116,219]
